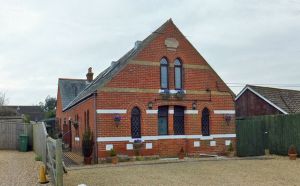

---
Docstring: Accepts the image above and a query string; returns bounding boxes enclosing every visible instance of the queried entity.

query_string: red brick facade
[56,19,236,161]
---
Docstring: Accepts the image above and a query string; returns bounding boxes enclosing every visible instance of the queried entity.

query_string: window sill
[158,89,186,94]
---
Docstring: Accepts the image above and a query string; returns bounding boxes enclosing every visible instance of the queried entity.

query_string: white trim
[97,134,236,142]
[184,110,198,114]
[235,86,288,114]
[194,141,200,147]
[147,109,198,115]
[214,110,235,114]
[96,109,127,114]
[210,141,216,146]
[146,110,158,114]
[225,140,231,146]
[146,143,153,149]
[106,144,113,151]
[158,89,187,94]
[126,144,133,150]
[74,137,80,141]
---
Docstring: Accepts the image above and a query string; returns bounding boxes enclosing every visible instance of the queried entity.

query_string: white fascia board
[236,86,288,114]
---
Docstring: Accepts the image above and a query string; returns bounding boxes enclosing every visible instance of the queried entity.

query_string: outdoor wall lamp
[224,114,232,125]
[147,101,153,110]
[192,101,197,110]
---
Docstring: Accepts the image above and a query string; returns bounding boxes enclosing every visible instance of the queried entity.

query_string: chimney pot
[86,67,94,82]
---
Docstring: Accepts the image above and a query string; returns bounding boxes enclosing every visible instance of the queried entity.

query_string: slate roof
[63,19,172,111]
[58,78,88,109]
[239,85,300,114]
[0,106,44,121]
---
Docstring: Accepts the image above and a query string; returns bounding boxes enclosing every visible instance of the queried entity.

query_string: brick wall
[57,20,236,160]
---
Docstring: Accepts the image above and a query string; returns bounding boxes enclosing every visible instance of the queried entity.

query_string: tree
[0,91,8,106]
[40,95,57,118]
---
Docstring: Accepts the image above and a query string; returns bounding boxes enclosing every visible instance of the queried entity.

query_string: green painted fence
[236,114,300,157]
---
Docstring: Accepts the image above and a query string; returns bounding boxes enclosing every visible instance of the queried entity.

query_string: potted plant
[113,115,121,127]
[82,129,94,164]
[226,142,234,157]
[72,120,79,129]
[178,147,185,160]
[175,90,185,99]
[133,139,143,157]
[109,148,118,164]
[288,145,297,160]
[160,89,170,100]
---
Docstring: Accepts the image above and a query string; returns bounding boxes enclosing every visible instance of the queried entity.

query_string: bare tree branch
[0,92,8,106]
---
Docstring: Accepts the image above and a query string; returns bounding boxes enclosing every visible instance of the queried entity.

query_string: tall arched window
[160,58,169,89]
[174,106,184,135]
[174,59,182,89]
[131,107,141,138]
[201,108,210,136]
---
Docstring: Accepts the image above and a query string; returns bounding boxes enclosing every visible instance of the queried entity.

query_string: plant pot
[178,153,185,160]
[112,156,118,164]
[84,156,92,164]
[226,151,235,158]
[289,153,297,160]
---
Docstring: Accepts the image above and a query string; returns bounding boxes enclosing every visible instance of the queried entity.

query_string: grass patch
[35,155,42,161]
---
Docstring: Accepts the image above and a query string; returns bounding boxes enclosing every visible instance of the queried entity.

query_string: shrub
[35,155,42,161]
[109,148,117,157]
[227,142,234,152]
[288,145,297,154]
[82,129,94,157]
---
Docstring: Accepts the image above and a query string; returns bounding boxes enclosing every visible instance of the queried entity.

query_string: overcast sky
[0,0,300,105]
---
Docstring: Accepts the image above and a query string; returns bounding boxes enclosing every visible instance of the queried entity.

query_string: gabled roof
[236,85,300,114]
[63,19,173,111]
[0,106,44,121]
[58,78,88,109]
[63,18,235,111]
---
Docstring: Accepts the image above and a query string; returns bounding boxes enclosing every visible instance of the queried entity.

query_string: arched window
[174,106,184,135]
[158,106,168,135]
[160,58,169,89]
[201,108,210,136]
[174,59,182,89]
[131,107,141,138]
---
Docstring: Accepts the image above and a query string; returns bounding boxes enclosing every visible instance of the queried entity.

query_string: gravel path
[0,150,52,186]
[64,156,300,186]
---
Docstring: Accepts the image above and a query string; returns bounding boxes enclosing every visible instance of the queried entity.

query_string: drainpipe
[93,91,98,164]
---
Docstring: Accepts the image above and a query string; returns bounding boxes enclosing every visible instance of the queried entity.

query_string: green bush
[35,155,42,161]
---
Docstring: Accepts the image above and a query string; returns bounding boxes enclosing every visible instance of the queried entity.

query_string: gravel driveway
[64,156,300,186]
[0,150,51,186]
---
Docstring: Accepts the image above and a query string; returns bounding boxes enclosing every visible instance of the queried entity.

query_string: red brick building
[56,19,236,161]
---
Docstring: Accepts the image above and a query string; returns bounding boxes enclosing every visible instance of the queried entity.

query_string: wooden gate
[33,122,63,186]
[0,116,32,150]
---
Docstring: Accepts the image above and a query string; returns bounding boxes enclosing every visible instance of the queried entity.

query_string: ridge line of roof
[63,20,171,111]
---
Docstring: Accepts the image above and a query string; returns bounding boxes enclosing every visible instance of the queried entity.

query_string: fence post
[55,139,63,186]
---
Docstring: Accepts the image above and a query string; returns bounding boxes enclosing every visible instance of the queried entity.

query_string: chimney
[86,67,94,82]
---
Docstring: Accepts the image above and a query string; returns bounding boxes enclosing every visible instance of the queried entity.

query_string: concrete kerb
[66,156,274,171]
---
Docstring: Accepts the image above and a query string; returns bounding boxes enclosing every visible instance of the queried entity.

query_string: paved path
[0,150,52,186]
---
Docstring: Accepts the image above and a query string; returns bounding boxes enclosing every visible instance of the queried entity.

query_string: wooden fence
[236,114,300,157]
[33,122,63,186]
[0,116,32,150]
